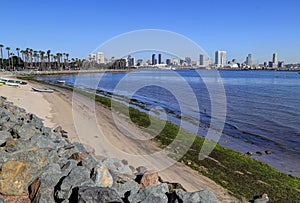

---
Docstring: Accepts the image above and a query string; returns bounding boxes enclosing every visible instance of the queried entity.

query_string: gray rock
[55,166,95,201]
[30,134,57,149]
[136,166,148,176]
[91,164,113,188]
[32,164,64,203]
[254,194,269,203]
[81,154,100,171]
[128,183,169,203]
[115,180,139,199]
[0,130,11,146]
[174,189,219,203]
[102,158,135,184]
[14,123,38,139]
[74,186,123,203]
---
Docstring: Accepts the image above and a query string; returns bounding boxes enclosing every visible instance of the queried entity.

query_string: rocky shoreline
[0,96,220,203]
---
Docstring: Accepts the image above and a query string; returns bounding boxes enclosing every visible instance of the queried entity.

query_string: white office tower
[96,52,105,64]
[215,51,227,67]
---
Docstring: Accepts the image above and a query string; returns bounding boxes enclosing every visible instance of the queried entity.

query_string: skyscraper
[246,54,252,66]
[272,53,278,65]
[152,54,156,65]
[158,54,162,64]
[199,54,204,66]
[215,51,227,67]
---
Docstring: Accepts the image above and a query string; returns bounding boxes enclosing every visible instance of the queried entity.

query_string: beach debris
[265,150,272,155]
[254,193,269,203]
[0,96,220,202]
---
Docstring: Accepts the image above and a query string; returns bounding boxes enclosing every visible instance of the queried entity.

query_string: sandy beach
[0,74,239,202]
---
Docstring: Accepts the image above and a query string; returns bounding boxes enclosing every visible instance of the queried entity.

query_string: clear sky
[1,0,299,63]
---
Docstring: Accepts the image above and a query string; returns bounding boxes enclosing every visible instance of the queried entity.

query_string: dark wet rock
[265,150,272,155]
[256,151,263,156]
[173,189,219,203]
[128,183,169,203]
[55,166,95,201]
[72,186,123,203]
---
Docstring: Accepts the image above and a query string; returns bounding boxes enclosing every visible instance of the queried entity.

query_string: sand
[0,74,239,202]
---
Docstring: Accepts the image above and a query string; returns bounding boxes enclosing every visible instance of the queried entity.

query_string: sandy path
[0,75,239,202]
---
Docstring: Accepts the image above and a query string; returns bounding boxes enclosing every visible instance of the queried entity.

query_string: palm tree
[56,53,62,70]
[29,49,33,68]
[65,53,69,69]
[20,50,26,70]
[33,51,38,68]
[10,53,15,70]
[39,50,45,71]
[47,50,51,70]
[16,48,20,67]
[0,44,3,69]
[6,47,10,70]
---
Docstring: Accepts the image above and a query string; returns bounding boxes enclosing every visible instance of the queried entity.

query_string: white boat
[6,82,21,87]
[32,87,54,93]
[57,80,65,84]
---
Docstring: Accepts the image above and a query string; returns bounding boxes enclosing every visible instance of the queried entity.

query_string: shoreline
[16,74,300,202]
[0,73,239,202]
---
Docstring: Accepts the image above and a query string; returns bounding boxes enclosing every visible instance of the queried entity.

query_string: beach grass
[21,76,300,202]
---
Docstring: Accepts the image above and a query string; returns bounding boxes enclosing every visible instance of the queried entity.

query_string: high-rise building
[246,54,252,66]
[215,51,227,67]
[152,54,156,65]
[158,54,162,64]
[96,52,105,64]
[199,54,205,66]
[185,57,192,65]
[272,53,278,66]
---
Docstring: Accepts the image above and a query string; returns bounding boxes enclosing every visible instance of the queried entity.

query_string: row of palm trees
[0,44,83,71]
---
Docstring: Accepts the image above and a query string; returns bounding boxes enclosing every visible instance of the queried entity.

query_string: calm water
[37,70,300,176]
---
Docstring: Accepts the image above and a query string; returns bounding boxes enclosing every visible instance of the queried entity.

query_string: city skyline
[1,0,300,63]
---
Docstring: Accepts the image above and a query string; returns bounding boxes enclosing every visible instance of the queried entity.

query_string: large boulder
[55,166,95,201]
[91,165,114,188]
[128,183,169,203]
[72,186,123,203]
[0,160,43,195]
[139,171,159,189]
[173,189,219,203]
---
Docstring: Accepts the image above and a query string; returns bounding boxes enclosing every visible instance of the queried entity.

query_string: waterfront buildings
[199,54,204,66]
[158,54,162,64]
[246,54,252,66]
[152,54,156,65]
[215,50,227,67]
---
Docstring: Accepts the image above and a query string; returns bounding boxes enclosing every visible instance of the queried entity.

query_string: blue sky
[1,0,299,63]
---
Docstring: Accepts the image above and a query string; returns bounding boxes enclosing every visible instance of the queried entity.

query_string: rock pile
[0,96,219,203]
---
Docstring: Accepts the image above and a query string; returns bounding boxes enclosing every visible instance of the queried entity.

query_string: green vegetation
[21,76,300,202]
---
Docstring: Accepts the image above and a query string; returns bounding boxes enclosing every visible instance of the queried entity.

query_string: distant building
[246,54,252,66]
[166,59,171,65]
[96,52,105,64]
[172,58,179,65]
[185,57,192,66]
[215,51,227,67]
[199,54,205,66]
[152,54,156,65]
[278,61,285,68]
[158,54,162,64]
[137,59,143,66]
[272,53,278,68]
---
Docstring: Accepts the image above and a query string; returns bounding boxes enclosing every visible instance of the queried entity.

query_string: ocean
[37,70,300,177]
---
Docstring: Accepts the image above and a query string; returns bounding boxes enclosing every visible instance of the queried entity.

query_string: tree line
[0,44,84,71]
